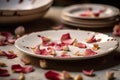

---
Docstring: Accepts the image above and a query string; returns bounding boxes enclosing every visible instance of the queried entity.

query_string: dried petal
[61,33,71,42]
[40,36,51,46]
[7,38,16,44]
[106,71,114,80]
[0,32,12,39]
[0,62,7,67]
[14,26,25,36]
[62,39,75,45]
[21,57,31,65]
[74,74,83,80]
[62,71,73,80]
[73,42,87,48]
[12,64,23,73]
[45,70,61,80]
[18,73,25,80]
[82,69,94,76]
[92,44,99,51]
[0,68,10,77]
[0,35,6,46]
[22,66,34,73]
[39,60,47,69]
[113,24,120,36]
[11,64,34,73]
[6,50,17,59]
[86,35,97,43]
[84,49,97,56]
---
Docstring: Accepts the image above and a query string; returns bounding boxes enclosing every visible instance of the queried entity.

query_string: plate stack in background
[61,4,120,28]
[0,0,53,24]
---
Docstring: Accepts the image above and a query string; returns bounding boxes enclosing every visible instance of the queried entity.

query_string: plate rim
[15,30,119,60]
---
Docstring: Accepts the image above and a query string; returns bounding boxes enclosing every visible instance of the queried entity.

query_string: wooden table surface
[0,7,120,80]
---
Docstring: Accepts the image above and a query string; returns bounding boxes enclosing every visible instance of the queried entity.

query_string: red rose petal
[85,49,97,56]
[12,64,34,73]
[61,33,71,42]
[0,32,13,39]
[22,66,34,73]
[86,35,97,43]
[0,68,10,77]
[6,50,17,59]
[11,64,23,73]
[82,69,94,76]
[40,49,48,55]
[45,70,61,80]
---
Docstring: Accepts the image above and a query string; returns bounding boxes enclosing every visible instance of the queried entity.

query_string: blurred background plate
[62,4,120,19]
[0,0,53,24]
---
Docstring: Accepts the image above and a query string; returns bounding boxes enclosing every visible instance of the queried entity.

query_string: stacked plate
[61,4,120,28]
[0,0,53,24]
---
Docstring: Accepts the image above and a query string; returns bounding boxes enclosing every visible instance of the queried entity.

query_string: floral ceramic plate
[15,30,119,60]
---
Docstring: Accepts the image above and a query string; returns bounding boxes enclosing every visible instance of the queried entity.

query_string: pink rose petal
[45,70,61,80]
[32,45,41,54]
[40,49,48,55]
[85,49,97,56]
[76,42,87,48]
[11,64,34,73]
[82,69,94,76]
[40,36,50,46]
[61,33,71,42]
[113,24,120,36]
[22,66,34,73]
[86,35,97,43]
[12,64,23,73]
[62,39,75,45]
[7,38,16,44]
[6,51,17,59]
[0,68,10,77]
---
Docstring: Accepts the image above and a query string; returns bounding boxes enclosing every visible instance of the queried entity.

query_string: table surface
[0,7,120,80]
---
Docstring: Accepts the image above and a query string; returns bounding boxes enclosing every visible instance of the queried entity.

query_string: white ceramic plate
[62,4,120,19]
[61,19,116,28]
[15,30,119,60]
